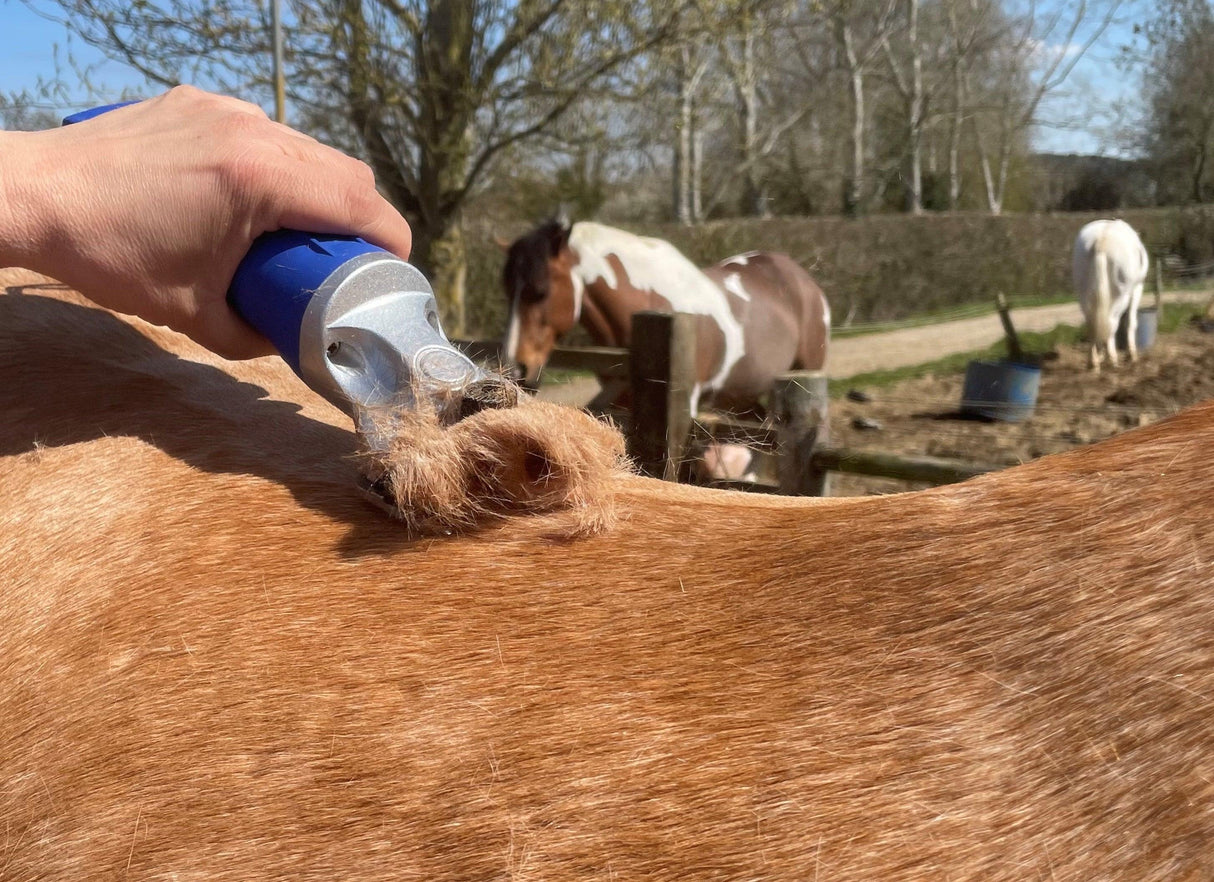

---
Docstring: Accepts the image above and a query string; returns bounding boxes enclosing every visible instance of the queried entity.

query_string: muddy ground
[825,324,1214,496]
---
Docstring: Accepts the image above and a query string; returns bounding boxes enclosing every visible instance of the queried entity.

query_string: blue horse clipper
[63,102,486,433]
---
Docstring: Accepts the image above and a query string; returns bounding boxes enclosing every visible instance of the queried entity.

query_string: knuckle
[167,83,202,101]
[224,110,265,136]
[350,158,376,187]
[218,146,274,197]
[341,184,379,224]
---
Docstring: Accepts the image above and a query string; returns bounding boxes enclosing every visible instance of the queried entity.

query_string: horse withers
[500,219,830,415]
[1072,219,1150,372]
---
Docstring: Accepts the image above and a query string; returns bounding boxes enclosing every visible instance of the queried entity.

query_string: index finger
[264,152,413,261]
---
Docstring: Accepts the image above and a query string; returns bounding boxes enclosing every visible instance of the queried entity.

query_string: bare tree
[672,43,711,223]
[1138,0,1214,203]
[826,0,899,214]
[881,0,929,212]
[678,0,811,216]
[967,0,1121,214]
[38,0,685,330]
[0,93,61,131]
[940,0,1003,208]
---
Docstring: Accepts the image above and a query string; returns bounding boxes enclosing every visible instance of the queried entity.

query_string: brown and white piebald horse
[501,219,830,413]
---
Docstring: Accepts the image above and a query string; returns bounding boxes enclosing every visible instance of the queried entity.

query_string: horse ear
[545,209,573,256]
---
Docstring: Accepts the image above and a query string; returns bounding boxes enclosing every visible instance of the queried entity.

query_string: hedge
[463,206,1214,338]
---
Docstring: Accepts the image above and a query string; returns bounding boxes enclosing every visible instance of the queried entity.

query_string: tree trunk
[948,63,963,209]
[1193,123,1210,203]
[906,0,923,215]
[674,46,695,225]
[839,19,866,216]
[1193,151,1205,203]
[413,219,467,335]
[412,0,474,330]
[973,115,1004,215]
[692,130,704,222]
[977,149,1004,215]
[994,144,1010,215]
[736,24,768,217]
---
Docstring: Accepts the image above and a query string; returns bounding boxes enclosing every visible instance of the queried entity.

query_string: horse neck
[567,225,670,347]
[570,267,662,349]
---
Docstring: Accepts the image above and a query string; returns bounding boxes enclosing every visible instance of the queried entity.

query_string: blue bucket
[961,360,1042,422]
[1116,307,1158,352]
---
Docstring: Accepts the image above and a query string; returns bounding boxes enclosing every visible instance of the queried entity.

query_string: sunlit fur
[2,270,1212,879]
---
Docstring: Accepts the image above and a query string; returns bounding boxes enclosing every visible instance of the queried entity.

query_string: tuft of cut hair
[361,393,629,537]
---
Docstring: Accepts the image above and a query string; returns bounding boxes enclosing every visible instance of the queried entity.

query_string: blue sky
[0,0,1145,155]
[1030,4,1146,157]
[0,0,152,114]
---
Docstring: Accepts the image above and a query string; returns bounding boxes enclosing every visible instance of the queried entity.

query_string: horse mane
[502,219,570,304]
[568,221,705,284]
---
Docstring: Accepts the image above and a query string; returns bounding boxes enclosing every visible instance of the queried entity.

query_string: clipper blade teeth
[357,471,400,518]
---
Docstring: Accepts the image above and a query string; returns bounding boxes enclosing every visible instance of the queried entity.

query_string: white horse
[1072,219,1150,372]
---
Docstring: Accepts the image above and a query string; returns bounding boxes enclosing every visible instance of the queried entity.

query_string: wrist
[0,130,61,273]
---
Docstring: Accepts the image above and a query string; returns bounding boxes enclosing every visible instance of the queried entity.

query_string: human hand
[0,86,412,359]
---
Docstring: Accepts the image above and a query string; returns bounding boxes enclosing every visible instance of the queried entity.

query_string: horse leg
[1126,283,1144,364]
[1084,308,1102,373]
[1102,306,1121,370]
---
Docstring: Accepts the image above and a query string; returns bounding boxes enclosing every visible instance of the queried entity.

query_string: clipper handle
[62,103,389,374]
[63,101,487,426]
[226,231,388,374]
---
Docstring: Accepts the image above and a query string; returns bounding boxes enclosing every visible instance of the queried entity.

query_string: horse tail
[1090,241,1113,348]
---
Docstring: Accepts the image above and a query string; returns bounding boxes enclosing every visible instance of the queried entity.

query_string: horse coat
[1072,218,1150,370]
[502,220,830,413]
[3,269,1214,880]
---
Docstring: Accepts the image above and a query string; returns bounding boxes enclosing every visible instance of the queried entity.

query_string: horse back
[4,266,1214,879]
[1073,219,1149,299]
[704,251,830,395]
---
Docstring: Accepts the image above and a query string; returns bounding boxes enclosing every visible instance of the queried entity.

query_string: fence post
[772,370,830,496]
[628,311,697,481]
[995,293,1023,362]
[1154,256,1164,316]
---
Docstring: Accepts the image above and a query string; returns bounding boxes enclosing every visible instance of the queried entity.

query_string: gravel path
[829,292,1207,378]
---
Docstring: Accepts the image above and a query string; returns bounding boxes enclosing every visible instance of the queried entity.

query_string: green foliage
[1141,0,1214,203]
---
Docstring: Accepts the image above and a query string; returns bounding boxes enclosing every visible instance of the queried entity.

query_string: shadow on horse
[500,219,830,417]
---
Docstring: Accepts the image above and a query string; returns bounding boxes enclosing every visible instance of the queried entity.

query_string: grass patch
[831,303,1207,397]
[535,367,596,385]
[831,322,1084,397]
[1157,299,1207,332]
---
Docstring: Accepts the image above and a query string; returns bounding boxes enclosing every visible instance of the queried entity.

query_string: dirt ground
[827,324,1214,496]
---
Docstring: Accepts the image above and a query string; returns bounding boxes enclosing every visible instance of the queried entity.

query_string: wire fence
[686,381,1196,477]
[1165,259,1214,278]
[833,296,1065,336]
[837,393,1185,419]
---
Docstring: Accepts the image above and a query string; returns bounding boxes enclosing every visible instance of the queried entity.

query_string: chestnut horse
[501,220,830,412]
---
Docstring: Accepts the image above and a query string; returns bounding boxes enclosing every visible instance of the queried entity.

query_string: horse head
[501,218,581,388]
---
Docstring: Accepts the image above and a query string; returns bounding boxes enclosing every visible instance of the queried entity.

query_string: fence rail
[453,339,630,379]
[456,314,997,496]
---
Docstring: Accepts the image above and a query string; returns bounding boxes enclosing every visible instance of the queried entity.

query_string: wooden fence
[455,312,1000,495]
